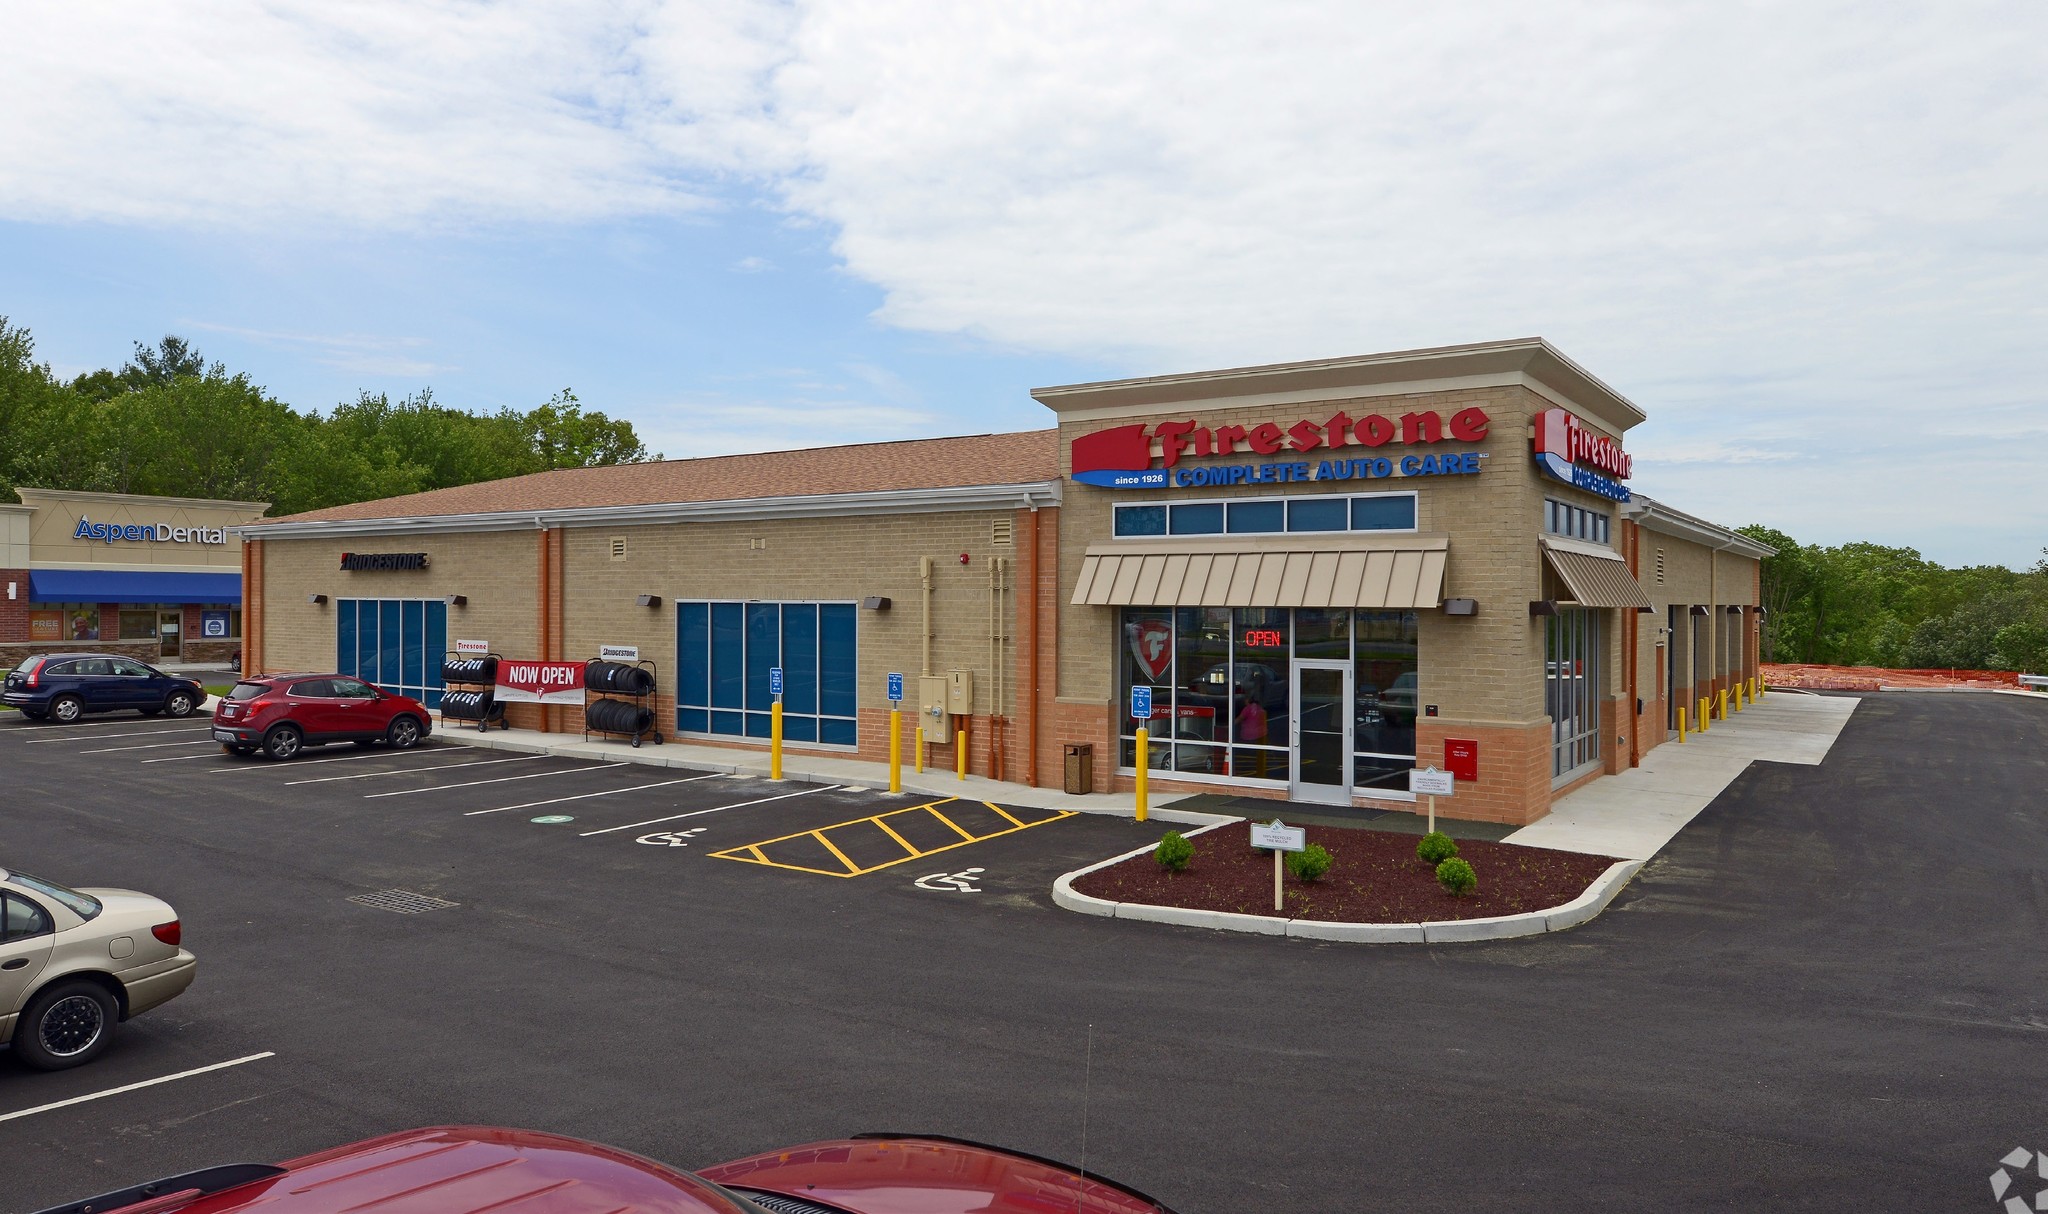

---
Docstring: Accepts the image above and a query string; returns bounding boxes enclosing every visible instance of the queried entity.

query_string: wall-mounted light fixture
[444,594,467,607]
[635,594,661,608]
[1528,600,1558,617]
[861,596,892,611]
[1757,606,1770,617]
[1689,604,1710,617]
[1442,598,1478,616]
[307,593,328,606]
[1725,604,1744,615]
[1638,604,1657,614]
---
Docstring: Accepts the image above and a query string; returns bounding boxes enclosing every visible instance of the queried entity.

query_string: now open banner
[494,660,585,704]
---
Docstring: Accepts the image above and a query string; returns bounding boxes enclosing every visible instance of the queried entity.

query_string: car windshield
[228,681,271,700]
[8,871,102,920]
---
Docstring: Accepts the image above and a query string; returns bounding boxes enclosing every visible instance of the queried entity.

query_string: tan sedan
[1,867,197,1070]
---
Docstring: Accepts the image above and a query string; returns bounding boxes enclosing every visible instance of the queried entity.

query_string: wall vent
[609,536,627,561]
[991,519,1013,546]
[1655,548,1667,584]
[750,537,767,550]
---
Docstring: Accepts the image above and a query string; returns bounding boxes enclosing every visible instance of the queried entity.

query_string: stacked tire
[441,689,495,721]
[585,698,655,736]
[583,661,656,696]
[442,656,499,684]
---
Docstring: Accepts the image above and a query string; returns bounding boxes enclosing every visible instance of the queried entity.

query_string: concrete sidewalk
[1502,690,1860,860]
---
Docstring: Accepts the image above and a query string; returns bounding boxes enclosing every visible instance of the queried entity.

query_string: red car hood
[697,1135,1175,1214]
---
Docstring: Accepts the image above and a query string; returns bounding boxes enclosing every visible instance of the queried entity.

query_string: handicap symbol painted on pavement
[636,828,708,847]
[913,867,985,893]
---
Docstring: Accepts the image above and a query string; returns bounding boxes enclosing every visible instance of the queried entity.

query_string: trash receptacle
[1063,743,1093,795]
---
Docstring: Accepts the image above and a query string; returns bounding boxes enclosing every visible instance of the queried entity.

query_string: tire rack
[440,652,508,733]
[582,658,663,749]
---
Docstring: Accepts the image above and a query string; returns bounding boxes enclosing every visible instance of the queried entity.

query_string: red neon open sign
[1241,629,1285,648]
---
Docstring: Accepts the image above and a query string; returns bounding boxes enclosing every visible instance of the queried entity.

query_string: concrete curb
[1051,855,1645,944]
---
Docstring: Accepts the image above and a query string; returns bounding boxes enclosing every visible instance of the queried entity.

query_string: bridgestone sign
[339,552,430,571]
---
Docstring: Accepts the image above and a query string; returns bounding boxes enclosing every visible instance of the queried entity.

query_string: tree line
[1739,525,2048,674]
[0,316,655,518]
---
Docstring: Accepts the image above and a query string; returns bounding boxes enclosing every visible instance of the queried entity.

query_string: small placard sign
[769,667,784,697]
[1130,685,1153,721]
[455,639,490,655]
[598,643,640,662]
[1409,767,1455,797]
[887,672,904,702]
[1250,819,1305,852]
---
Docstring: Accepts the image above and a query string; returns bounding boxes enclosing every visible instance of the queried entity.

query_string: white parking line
[466,773,722,816]
[25,726,214,744]
[365,762,627,799]
[143,750,236,763]
[77,739,219,754]
[0,1052,276,1123]
[207,749,431,774]
[286,754,545,786]
[578,784,842,837]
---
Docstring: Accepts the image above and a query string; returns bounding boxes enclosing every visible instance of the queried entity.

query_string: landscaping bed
[1072,824,1620,923]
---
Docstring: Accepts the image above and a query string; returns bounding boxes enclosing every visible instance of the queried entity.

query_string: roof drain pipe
[989,553,1007,784]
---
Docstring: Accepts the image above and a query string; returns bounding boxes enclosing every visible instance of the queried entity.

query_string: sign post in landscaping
[1409,766,1455,834]
[1250,818,1306,912]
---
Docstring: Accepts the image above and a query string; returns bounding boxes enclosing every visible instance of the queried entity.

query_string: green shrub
[1154,830,1194,873]
[1417,831,1459,866]
[1436,856,1477,895]
[1285,842,1333,883]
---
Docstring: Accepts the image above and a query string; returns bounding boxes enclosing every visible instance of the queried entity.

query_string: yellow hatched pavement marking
[708,798,1076,878]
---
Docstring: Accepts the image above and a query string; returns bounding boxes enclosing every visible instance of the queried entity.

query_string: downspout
[919,556,933,677]
[537,526,552,733]
[1024,507,1040,787]
[1624,519,1639,767]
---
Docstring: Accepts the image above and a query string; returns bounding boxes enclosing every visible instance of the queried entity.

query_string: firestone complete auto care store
[236,339,1768,826]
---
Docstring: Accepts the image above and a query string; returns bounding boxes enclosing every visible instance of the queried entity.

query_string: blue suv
[2,653,206,724]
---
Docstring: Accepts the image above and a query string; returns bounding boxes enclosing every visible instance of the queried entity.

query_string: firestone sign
[73,515,229,546]
[1070,407,1491,489]
[1531,407,1631,502]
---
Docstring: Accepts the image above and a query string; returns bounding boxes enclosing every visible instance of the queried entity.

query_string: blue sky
[3,1,2044,568]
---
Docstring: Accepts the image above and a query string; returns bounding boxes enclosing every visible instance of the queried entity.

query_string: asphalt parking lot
[4,693,2048,1211]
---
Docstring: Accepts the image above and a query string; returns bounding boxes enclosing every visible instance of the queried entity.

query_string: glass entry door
[158,610,181,659]
[1290,660,1352,804]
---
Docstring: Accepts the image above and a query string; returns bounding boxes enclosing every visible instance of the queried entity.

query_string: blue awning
[29,569,242,605]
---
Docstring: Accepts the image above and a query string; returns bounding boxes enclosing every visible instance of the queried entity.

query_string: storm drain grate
[348,889,460,915]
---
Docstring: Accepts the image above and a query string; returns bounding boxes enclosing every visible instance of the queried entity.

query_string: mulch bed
[1072,824,1620,923]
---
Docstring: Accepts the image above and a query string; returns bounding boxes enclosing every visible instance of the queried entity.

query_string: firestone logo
[1531,407,1632,502]
[1071,407,1491,488]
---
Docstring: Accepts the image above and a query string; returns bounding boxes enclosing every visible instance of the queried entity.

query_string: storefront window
[335,598,448,707]
[676,601,858,746]
[1353,611,1419,791]
[119,610,161,641]
[1547,607,1602,779]
[28,604,100,642]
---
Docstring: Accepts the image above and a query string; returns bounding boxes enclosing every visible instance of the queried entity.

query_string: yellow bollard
[1698,696,1710,731]
[889,709,902,793]
[956,729,966,781]
[1717,688,1728,721]
[1134,726,1149,822]
[915,726,924,773]
[1677,706,1687,742]
[770,700,783,780]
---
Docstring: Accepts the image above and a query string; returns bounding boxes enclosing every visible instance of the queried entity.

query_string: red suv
[211,674,431,760]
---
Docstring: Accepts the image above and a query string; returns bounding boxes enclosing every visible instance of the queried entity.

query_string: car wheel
[49,695,83,724]
[164,690,198,718]
[262,725,304,760]
[386,715,422,750]
[14,980,117,1071]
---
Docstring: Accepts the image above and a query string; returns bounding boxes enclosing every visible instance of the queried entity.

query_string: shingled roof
[254,429,1061,526]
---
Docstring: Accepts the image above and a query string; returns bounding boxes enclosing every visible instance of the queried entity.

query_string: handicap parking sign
[769,667,783,697]
[1130,686,1153,721]
[888,672,904,702]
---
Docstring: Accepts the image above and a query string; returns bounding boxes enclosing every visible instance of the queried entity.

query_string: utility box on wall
[945,669,974,715]
[919,676,950,723]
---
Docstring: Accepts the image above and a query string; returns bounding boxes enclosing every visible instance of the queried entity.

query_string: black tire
[164,689,198,718]
[22,709,47,721]
[262,724,304,760]
[222,744,255,756]
[140,707,163,717]
[13,980,118,1071]
[49,695,84,725]
[386,715,423,750]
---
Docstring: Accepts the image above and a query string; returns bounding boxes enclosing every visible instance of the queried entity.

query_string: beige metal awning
[1070,533,1449,609]
[1541,537,1653,610]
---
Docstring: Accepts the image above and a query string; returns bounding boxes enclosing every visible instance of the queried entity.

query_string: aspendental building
[235,340,1768,826]
[1,489,265,669]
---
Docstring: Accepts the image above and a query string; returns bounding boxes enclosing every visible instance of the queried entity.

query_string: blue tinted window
[1227,500,1285,533]
[377,602,401,691]
[1169,503,1225,534]
[782,604,818,714]
[709,709,742,736]
[1287,497,1349,532]
[745,602,778,710]
[710,603,743,708]
[336,600,357,673]
[819,604,856,718]
[820,717,858,746]
[674,706,708,733]
[1351,496,1416,530]
[401,600,424,692]
[782,714,817,743]
[1115,505,1166,536]
[676,603,709,708]
[424,602,447,704]
[357,602,378,682]
[744,711,773,738]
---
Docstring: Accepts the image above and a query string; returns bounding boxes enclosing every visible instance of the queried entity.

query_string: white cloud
[5,1,2047,561]
[186,321,452,377]
[637,391,944,460]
